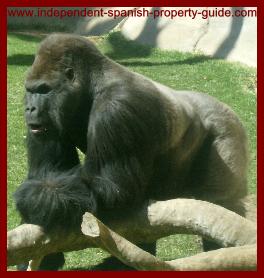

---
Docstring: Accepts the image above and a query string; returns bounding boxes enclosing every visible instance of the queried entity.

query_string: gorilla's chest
[68,125,88,154]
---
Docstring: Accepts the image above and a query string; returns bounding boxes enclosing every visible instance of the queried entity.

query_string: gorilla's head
[24,33,104,138]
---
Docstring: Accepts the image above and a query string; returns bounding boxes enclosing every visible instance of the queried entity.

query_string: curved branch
[81,212,256,271]
[81,212,174,270]
[7,199,256,268]
[166,244,256,271]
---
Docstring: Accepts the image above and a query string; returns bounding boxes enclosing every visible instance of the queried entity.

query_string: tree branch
[7,199,257,270]
[81,212,256,271]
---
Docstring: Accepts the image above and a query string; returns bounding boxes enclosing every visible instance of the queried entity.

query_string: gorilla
[14,33,248,270]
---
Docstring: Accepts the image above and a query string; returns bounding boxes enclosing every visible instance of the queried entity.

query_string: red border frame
[1,0,262,276]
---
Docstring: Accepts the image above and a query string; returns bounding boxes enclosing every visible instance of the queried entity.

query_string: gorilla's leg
[38,253,65,270]
[139,242,157,256]
[17,253,65,271]
[192,135,248,252]
[93,242,157,270]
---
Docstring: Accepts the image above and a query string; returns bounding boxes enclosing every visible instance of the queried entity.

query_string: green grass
[7,31,256,270]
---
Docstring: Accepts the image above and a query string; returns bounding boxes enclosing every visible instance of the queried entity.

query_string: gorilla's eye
[65,68,74,81]
[36,83,52,95]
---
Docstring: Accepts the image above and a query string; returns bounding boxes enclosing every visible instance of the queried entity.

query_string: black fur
[14,33,248,270]
[14,168,96,231]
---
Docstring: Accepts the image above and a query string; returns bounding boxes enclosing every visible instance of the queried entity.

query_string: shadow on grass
[104,32,213,67]
[118,55,212,67]
[89,257,134,271]
[65,257,134,271]
[8,54,35,66]
[7,33,41,66]
[7,31,214,67]
[8,32,44,42]
[67,257,134,271]
[104,32,154,60]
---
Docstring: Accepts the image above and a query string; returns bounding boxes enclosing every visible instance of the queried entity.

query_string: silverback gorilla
[14,33,248,270]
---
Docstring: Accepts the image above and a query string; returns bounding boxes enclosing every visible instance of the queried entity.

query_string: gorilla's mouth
[28,124,48,134]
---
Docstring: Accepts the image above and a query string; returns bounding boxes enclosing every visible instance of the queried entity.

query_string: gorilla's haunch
[14,33,248,270]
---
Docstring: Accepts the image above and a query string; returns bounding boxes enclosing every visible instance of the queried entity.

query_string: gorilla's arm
[82,88,169,217]
[15,89,167,231]
[14,132,85,232]
[15,128,147,231]
[14,168,97,232]
[26,132,80,179]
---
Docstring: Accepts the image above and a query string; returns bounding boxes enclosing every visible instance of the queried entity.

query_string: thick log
[7,199,257,269]
[81,213,256,271]
[166,244,256,271]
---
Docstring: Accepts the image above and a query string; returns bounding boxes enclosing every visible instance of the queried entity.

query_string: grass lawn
[7,31,256,270]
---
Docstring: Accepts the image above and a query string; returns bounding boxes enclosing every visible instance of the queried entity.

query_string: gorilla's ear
[65,67,75,81]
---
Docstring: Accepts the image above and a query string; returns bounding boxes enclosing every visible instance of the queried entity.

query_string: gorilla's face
[24,44,81,138]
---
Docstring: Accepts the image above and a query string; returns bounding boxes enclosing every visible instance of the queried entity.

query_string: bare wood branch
[81,212,256,271]
[166,244,256,271]
[81,212,174,270]
[146,199,256,247]
[7,225,91,266]
[7,199,257,268]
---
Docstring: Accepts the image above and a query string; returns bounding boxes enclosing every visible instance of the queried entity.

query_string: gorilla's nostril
[25,106,37,114]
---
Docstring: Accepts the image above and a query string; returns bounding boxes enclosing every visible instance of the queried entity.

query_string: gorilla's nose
[25,92,42,117]
[25,106,36,113]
